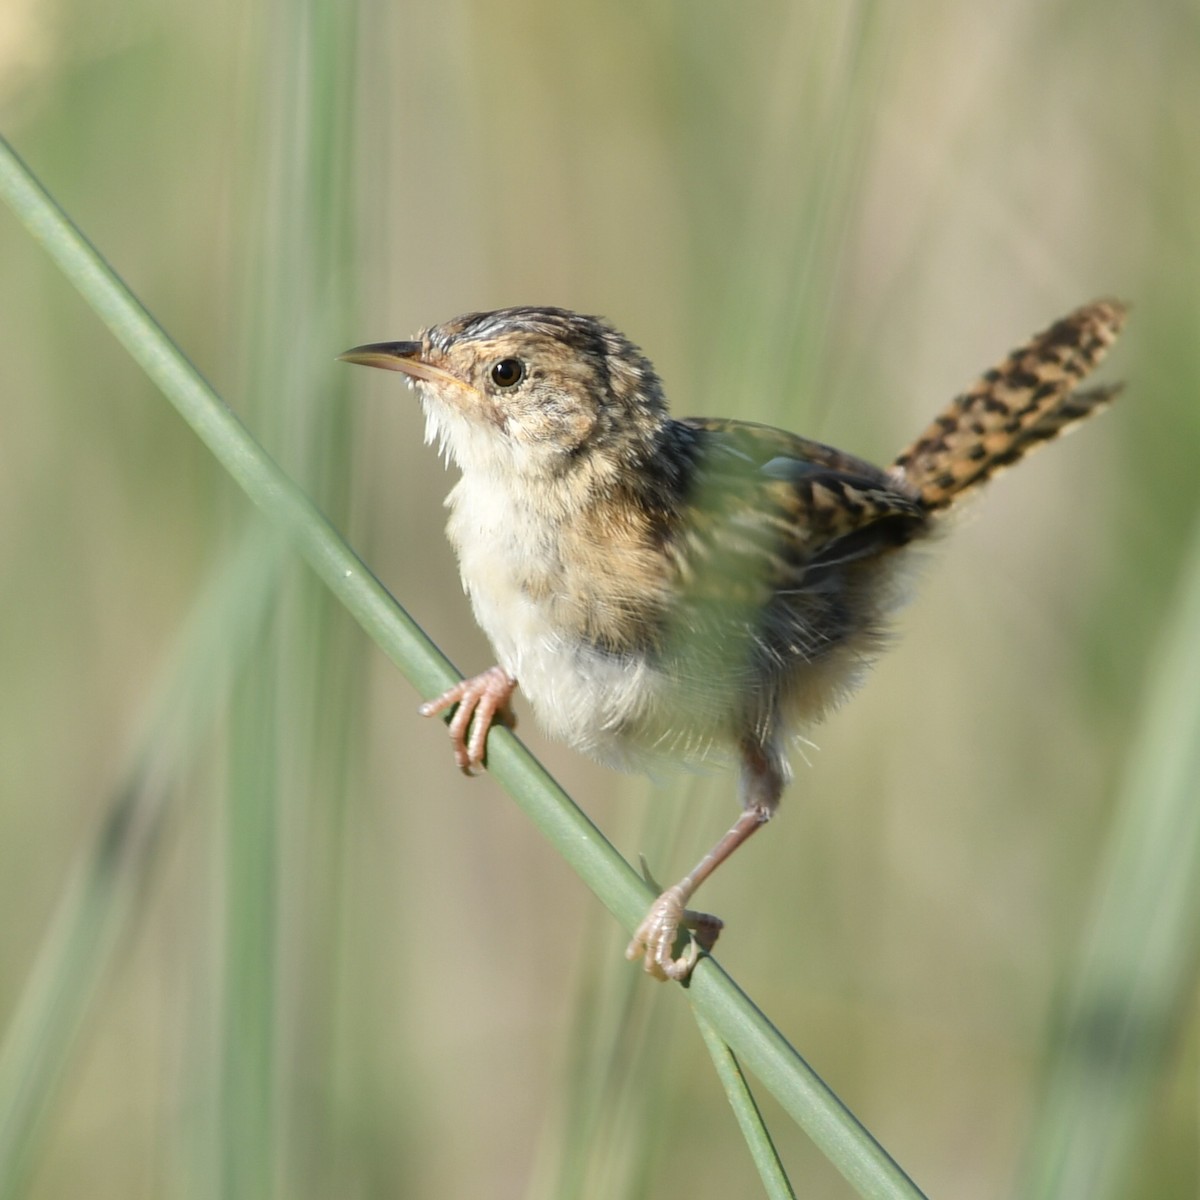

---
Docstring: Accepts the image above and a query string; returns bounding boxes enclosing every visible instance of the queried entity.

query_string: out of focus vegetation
[1,2,1198,1198]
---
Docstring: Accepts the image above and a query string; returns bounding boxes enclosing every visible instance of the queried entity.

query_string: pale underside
[444,417,926,775]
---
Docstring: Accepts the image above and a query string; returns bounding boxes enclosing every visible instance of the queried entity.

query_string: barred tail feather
[893,300,1127,511]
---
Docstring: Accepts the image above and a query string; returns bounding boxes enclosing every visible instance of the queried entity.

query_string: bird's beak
[338,340,461,388]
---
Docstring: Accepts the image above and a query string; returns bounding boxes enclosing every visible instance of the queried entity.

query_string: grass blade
[1017,516,1200,1199]
[0,132,927,1200]
[0,532,284,1199]
[695,1012,796,1200]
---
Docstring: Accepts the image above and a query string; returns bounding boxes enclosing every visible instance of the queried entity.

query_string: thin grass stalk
[220,653,281,1200]
[0,532,284,1199]
[1016,511,1200,1199]
[210,4,361,1196]
[0,133,928,1200]
[695,1013,796,1200]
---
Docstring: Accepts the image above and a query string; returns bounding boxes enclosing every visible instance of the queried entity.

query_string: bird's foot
[420,666,516,774]
[625,884,724,982]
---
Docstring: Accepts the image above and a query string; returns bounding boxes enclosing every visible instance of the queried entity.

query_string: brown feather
[893,300,1127,509]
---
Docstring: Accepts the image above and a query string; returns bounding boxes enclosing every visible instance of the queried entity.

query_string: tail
[893,300,1127,511]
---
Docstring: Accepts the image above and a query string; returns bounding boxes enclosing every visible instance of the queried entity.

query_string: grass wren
[341,299,1127,981]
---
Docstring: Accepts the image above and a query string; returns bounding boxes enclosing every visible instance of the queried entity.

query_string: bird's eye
[489,358,525,389]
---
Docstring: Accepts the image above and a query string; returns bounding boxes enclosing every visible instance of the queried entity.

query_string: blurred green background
[2,2,1199,1197]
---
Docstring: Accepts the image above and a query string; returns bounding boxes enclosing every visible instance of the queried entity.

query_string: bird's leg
[626,738,785,981]
[420,666,517,775]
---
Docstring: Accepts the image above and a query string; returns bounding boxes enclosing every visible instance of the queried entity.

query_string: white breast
[443,473,706,771]
[444,473,559,675]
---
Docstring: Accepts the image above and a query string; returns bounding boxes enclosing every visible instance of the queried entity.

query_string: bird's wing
[631,418,929,725]
[675,418,927,575]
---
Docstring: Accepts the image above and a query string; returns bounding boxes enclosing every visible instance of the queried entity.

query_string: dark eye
[489,358,524,388]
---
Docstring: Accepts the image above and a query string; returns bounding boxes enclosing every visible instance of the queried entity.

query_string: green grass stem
[1017,511,1200,1199]
[0,132,927,1200]
[696,1012,797,1200]
[0,531,285,1200]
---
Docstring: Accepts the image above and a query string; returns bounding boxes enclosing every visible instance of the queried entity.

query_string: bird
[340,299,1126,981]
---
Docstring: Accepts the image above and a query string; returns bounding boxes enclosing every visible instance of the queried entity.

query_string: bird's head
[340,307,669,483]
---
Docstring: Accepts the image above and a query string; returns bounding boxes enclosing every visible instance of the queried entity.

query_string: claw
[420,666,516,773]
[625,885,724,982]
